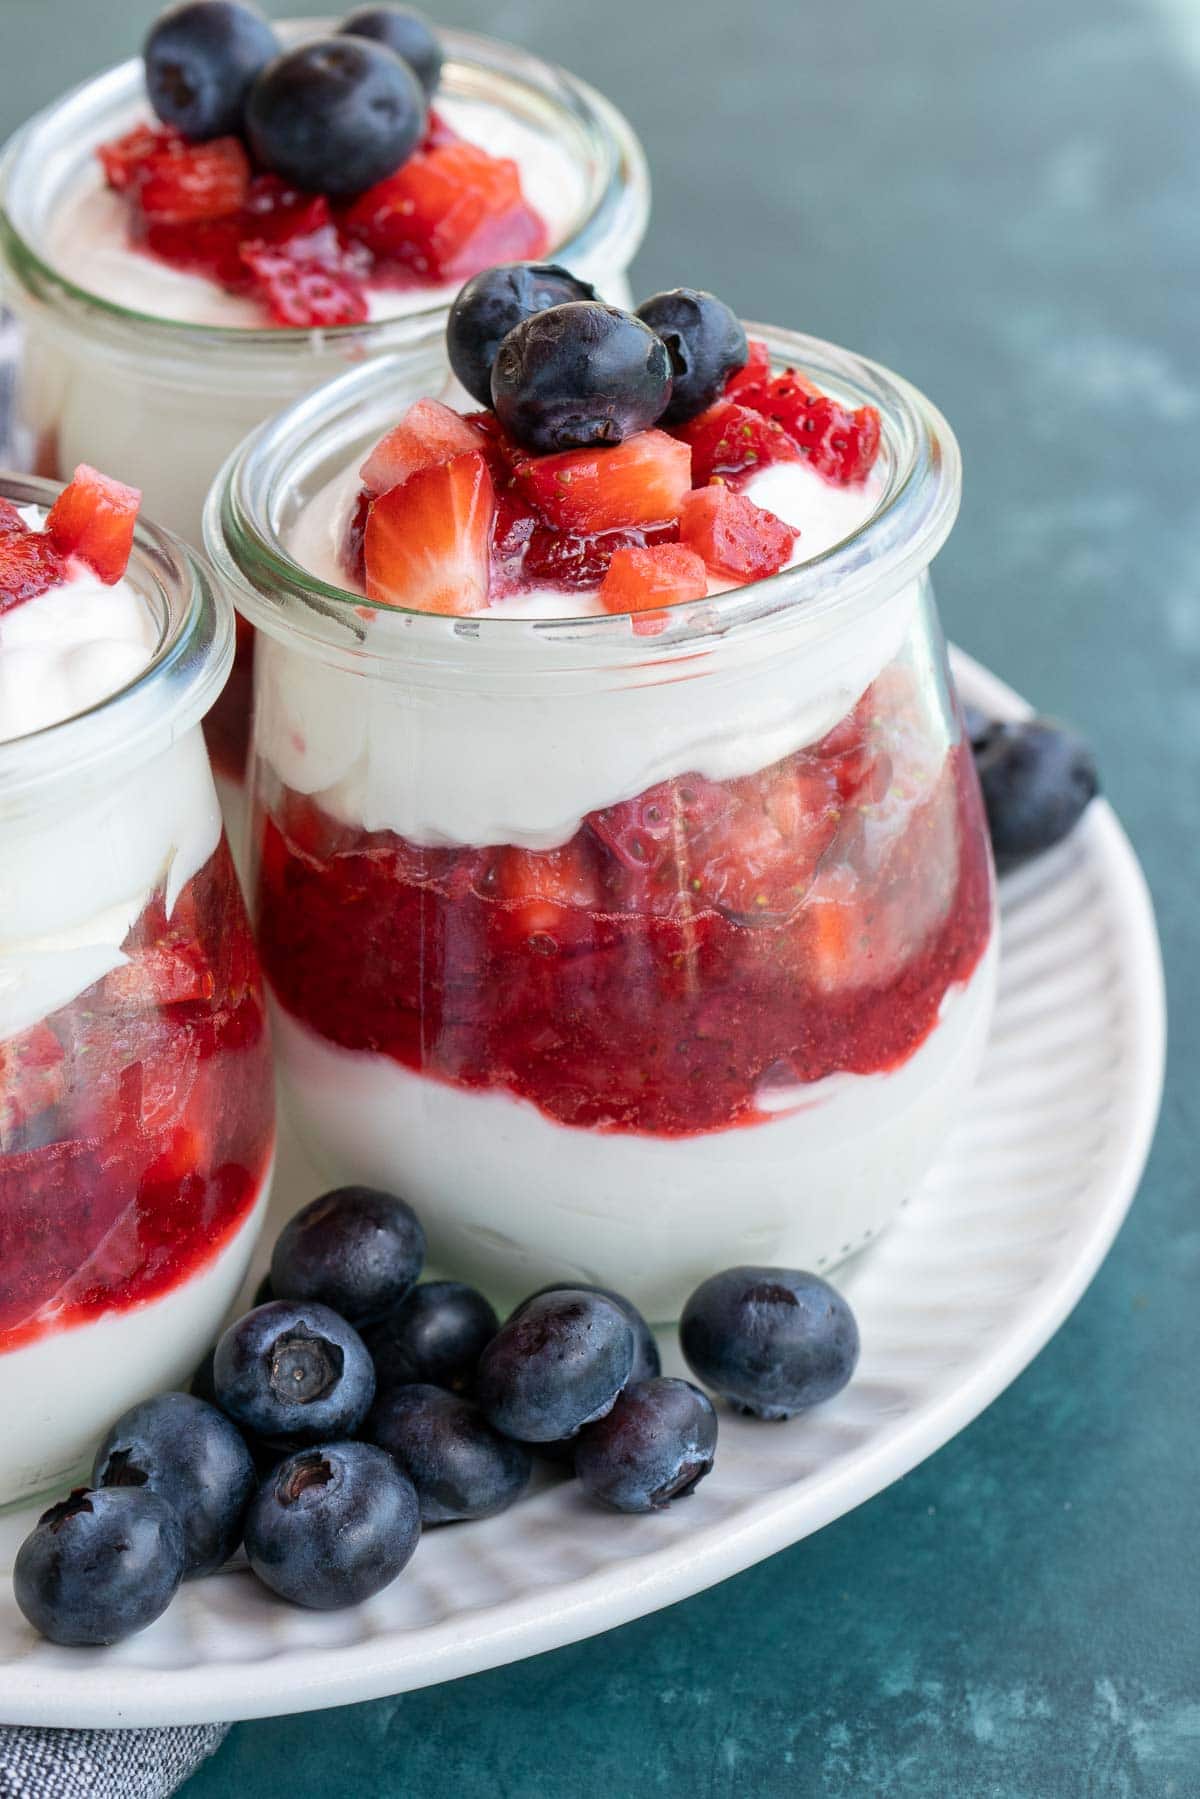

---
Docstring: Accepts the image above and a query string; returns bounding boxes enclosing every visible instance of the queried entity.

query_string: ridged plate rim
[0,648,1165,1727]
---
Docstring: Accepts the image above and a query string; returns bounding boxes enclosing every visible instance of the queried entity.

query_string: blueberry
[680,1266,860,1420]
[213,1300,376,1444]
[635,288,748,425]
[477,1289,635,1443]
[93,1391,256,1578]
[144,0,278,140]
[270,1186,425,1327]
[244,1441,420,1609]
[491,302,674,454]
[973,717,1099,872]
[368,1384,531,1523]
[363,1280,498,1395]
[14,1487,186,1646]
[338,5,442,99]
[575,1378,717,1512]
[446,263,601,408]
[246,35,426,199]
[511,1285,660,1384]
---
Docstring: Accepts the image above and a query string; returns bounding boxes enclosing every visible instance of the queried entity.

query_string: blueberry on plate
[246,35,426,198]
[213,1300,376,1444]
[575,1378,717,1513]
[245,1441,420,1608]
[635,288,748,425]
[491,302,674,454]
[93,1391,256,1578]
[447,263,600,408]
[363,1279,499,1395]
[270,1185,425,1326]
[680,1266,860,1420]
[338,5,442,98]
[14,1487,186,1646]
[144,0,278,140]
[368,1383,531,1523]
[477,1288,635,1443]
[973,717,1099,872]
[511,1284,661,1384]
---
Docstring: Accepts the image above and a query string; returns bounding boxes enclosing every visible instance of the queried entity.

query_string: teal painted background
[3,0,1196,1789]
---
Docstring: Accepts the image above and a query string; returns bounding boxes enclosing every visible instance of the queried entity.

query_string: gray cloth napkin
[0,309,231,1791]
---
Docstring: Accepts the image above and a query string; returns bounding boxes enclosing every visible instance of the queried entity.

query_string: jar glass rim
[203,321,962,679]
[0,22,649,359]
[0,473,232,802]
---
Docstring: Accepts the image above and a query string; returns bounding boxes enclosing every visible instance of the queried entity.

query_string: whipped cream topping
[46,96,588,330]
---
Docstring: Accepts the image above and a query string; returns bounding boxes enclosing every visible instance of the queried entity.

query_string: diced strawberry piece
[364,451,496,614]
[240,174,332,246]
[105,939,216,1008]
[722,337,776,406]
[343,142,548,283]
[240,240,369,328]
[97,123,182,193]
[591,775,734,883]
[490,490,541,591]
[751,375,882,484]
[0,500,27,533]
[46,464,141,584]
[360,399,488,495]
[491,839,600,939]
[515,430,692,533]
[421,108,462,150]
[599,544,708,628]
[137,135,250,225]
[671,400,800,486]
[141,215,250,288]
[679,485,797,583]
[0,525,68,615]
[341,488,373,586]
[521,521,679,593]
[0,1023,65,1149]
[689,757,845,920]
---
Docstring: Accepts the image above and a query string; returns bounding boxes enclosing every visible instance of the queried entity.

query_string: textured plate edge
[0,648,1167,1726]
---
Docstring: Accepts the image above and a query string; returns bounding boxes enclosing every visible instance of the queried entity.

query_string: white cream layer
[272,931,998,1322]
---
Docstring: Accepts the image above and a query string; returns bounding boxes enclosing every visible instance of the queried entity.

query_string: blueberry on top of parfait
[144,0,279,141]
[490,302,674,454]
[338,5,444,99]
[447,262,601,407]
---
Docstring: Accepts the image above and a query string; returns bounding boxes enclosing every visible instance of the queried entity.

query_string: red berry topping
[679,485,798,583]
[360,399,488,495]
[137,135,251,225]
[45,464,141,585]
[0,528,68,617]
[515,430,692,534]
[0,499,27,533]
[97,123,181,193]
[239,241,369,328]
[0,1023,66,1145]
[490,839,601,943]
[521,522,680,594]
[343,141,548,283]
[240,174,334,246]
[341,488,373,586]
[671,400,800,486]
[599,542,708,633]
[740,372,882,485]
[363,451,496,614]
[721,336,775,406]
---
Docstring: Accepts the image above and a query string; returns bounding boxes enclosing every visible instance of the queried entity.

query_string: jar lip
[0,22,649,357]
[0,473,232,802]
[204,321,962,677]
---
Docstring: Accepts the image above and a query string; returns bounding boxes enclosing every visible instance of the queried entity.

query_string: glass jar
[206,326,996,1322]
[0,476,275,1505]
[0,22,649,807]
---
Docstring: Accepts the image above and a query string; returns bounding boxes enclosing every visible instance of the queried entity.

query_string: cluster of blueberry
[13,1188,859,1648]
[446,263,749,454]
[964,709,1099,872]
[143,0,441,195]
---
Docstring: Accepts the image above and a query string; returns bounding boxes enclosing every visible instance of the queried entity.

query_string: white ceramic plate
[0,650,1164,1727]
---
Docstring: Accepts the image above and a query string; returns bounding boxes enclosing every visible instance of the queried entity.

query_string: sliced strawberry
[364,451,495,614]
[751,375,882,485]
[0,526,68,615]
[97,123,182,193]
[722,336,776,406]
[46,464,141,584]
[360,399,487,495]
[671,400,800,486]
[343,142,548,283]
[515,430,692,533]
[240,240,369,327]
[137,135,250,225]
[0,1023,65,1149]
[341,488,373,586]
[680,485,797,583]
[599,544,708,632]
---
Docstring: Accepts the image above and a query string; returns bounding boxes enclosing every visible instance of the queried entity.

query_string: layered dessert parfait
[0,469,274,1504]
[0,4,648,804]
[206,271,997,1319]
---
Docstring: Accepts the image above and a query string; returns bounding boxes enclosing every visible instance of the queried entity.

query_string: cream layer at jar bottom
[270,932,997,1322]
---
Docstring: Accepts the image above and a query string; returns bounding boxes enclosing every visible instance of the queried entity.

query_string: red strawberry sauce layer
[255,691,993,1139]
[96,114,549,328]
[0,840,274,1352]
